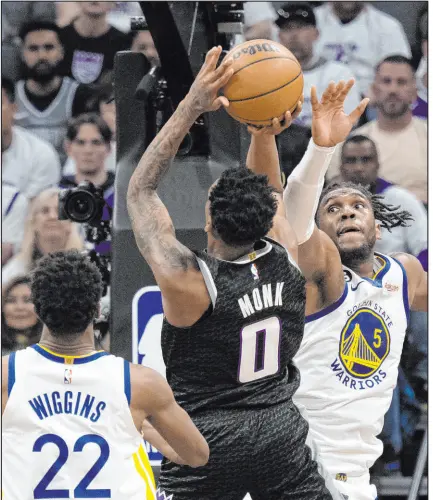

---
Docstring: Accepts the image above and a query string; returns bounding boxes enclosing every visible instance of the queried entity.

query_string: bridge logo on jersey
[338,308,390,379]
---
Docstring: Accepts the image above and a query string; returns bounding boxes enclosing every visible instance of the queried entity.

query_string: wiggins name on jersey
[293,252,409,477]
[2,346,156,500]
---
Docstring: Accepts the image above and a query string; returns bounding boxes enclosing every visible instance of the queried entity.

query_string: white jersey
[314,3,411,95]
[294,253,409,478]
[2,345,156,500]
[296,57,361,129]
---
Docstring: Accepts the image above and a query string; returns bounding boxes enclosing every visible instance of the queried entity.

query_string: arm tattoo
[127,100,200,271]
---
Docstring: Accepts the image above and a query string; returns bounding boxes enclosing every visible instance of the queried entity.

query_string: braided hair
[317,182,414,232]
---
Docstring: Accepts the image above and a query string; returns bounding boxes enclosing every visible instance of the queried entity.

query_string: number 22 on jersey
[33,433,110,498]
[238,316,281,383]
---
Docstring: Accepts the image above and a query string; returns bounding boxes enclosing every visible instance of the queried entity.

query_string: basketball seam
[228,69,303,103]
[230,55,300,77]
[229,100,299,123]
[231,101,298,122]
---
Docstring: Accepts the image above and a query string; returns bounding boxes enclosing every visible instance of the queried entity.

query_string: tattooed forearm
[129,192,196,271]
[127,100,200,270]
[128,99,199,194]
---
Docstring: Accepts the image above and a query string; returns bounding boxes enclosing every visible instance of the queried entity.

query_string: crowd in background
[1,0,428,480]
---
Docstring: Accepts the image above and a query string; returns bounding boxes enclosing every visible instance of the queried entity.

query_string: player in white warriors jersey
[251,80,427,500]
[2,250,209,500]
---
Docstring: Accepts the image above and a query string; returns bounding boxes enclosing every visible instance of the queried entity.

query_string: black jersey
[161,238,306,414]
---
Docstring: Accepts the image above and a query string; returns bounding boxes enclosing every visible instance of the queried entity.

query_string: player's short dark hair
[2,77,15,103]
[317,181,413,232]
[209,168,278,247]
[31,250,103,337]
[341,135,378,160]
[376,55,414,73]
[66,113,112,144]
[19,21,62,43]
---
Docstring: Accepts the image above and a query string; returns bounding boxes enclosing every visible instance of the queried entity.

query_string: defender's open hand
[311,79,369,147]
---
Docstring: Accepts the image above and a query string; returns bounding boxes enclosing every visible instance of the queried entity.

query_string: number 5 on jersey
[238,316,281,383]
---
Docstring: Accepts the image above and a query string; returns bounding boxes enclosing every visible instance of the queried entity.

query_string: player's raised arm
[283,81,368,287]
[283,80,369,245]
[130,364,209,468]
[127,46,234,327]
[244,103,303,257]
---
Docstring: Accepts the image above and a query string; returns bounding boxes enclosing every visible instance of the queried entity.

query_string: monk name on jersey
[29,390,106,422]
[330,298,394,391]
[238,282,284,318]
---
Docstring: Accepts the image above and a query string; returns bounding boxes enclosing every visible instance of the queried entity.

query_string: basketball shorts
[158,400,334,500]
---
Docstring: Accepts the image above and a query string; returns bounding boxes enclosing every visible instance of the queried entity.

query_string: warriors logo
[339,308,390,378]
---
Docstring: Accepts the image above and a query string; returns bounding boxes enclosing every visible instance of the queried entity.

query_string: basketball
[222,39,304,126]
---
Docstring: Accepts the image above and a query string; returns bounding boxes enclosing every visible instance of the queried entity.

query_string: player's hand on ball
[311,79,369,147]
[185,46,234,115]
[247,96,304,136]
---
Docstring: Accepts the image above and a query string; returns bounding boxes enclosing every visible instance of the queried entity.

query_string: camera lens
[66,191,96,223]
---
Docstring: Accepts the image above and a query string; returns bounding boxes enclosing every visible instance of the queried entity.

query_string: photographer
[60,113,113,256]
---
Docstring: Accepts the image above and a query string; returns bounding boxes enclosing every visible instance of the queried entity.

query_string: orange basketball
[222,39,303,126]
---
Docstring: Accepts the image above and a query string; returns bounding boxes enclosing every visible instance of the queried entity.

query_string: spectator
[62,88,116,175]
[276,2,361,128]
[60,113,114,255]
[1,276,43,356]
[413,10,427,119]
[326,56,427,204]
[2,77,61,199]
[2,187,85,285]
[14,21,92,163]
[2,183,29,266]
[314,2,411,96]
[59,1,131,84]
[130,29,160,67]
[2,1,56,82]
[338,135,427,268]
[243,2,278,42]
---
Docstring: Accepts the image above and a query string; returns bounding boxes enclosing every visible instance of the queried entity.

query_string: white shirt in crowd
[2,126,61,199]
[62,142,116,176]
[297,57,361,128]
[2,182,29,249]
[326,118,428,203]
[107,1,143,33]
[234,2,279,44]
[314,3,411,95]
[374,181,427,259]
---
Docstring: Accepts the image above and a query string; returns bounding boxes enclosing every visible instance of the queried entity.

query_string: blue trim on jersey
[305,282,348,323]
[8,351,16,395]
[392,257,410,323]
[31,344,109,364]
[124,359,131,405]
[363,253,391,288]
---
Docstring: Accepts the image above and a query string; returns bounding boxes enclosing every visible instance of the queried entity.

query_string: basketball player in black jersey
[127,46,335,500]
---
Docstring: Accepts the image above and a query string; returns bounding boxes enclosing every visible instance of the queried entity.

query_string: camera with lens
[58,181,105,226]
[59,182,112,297]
